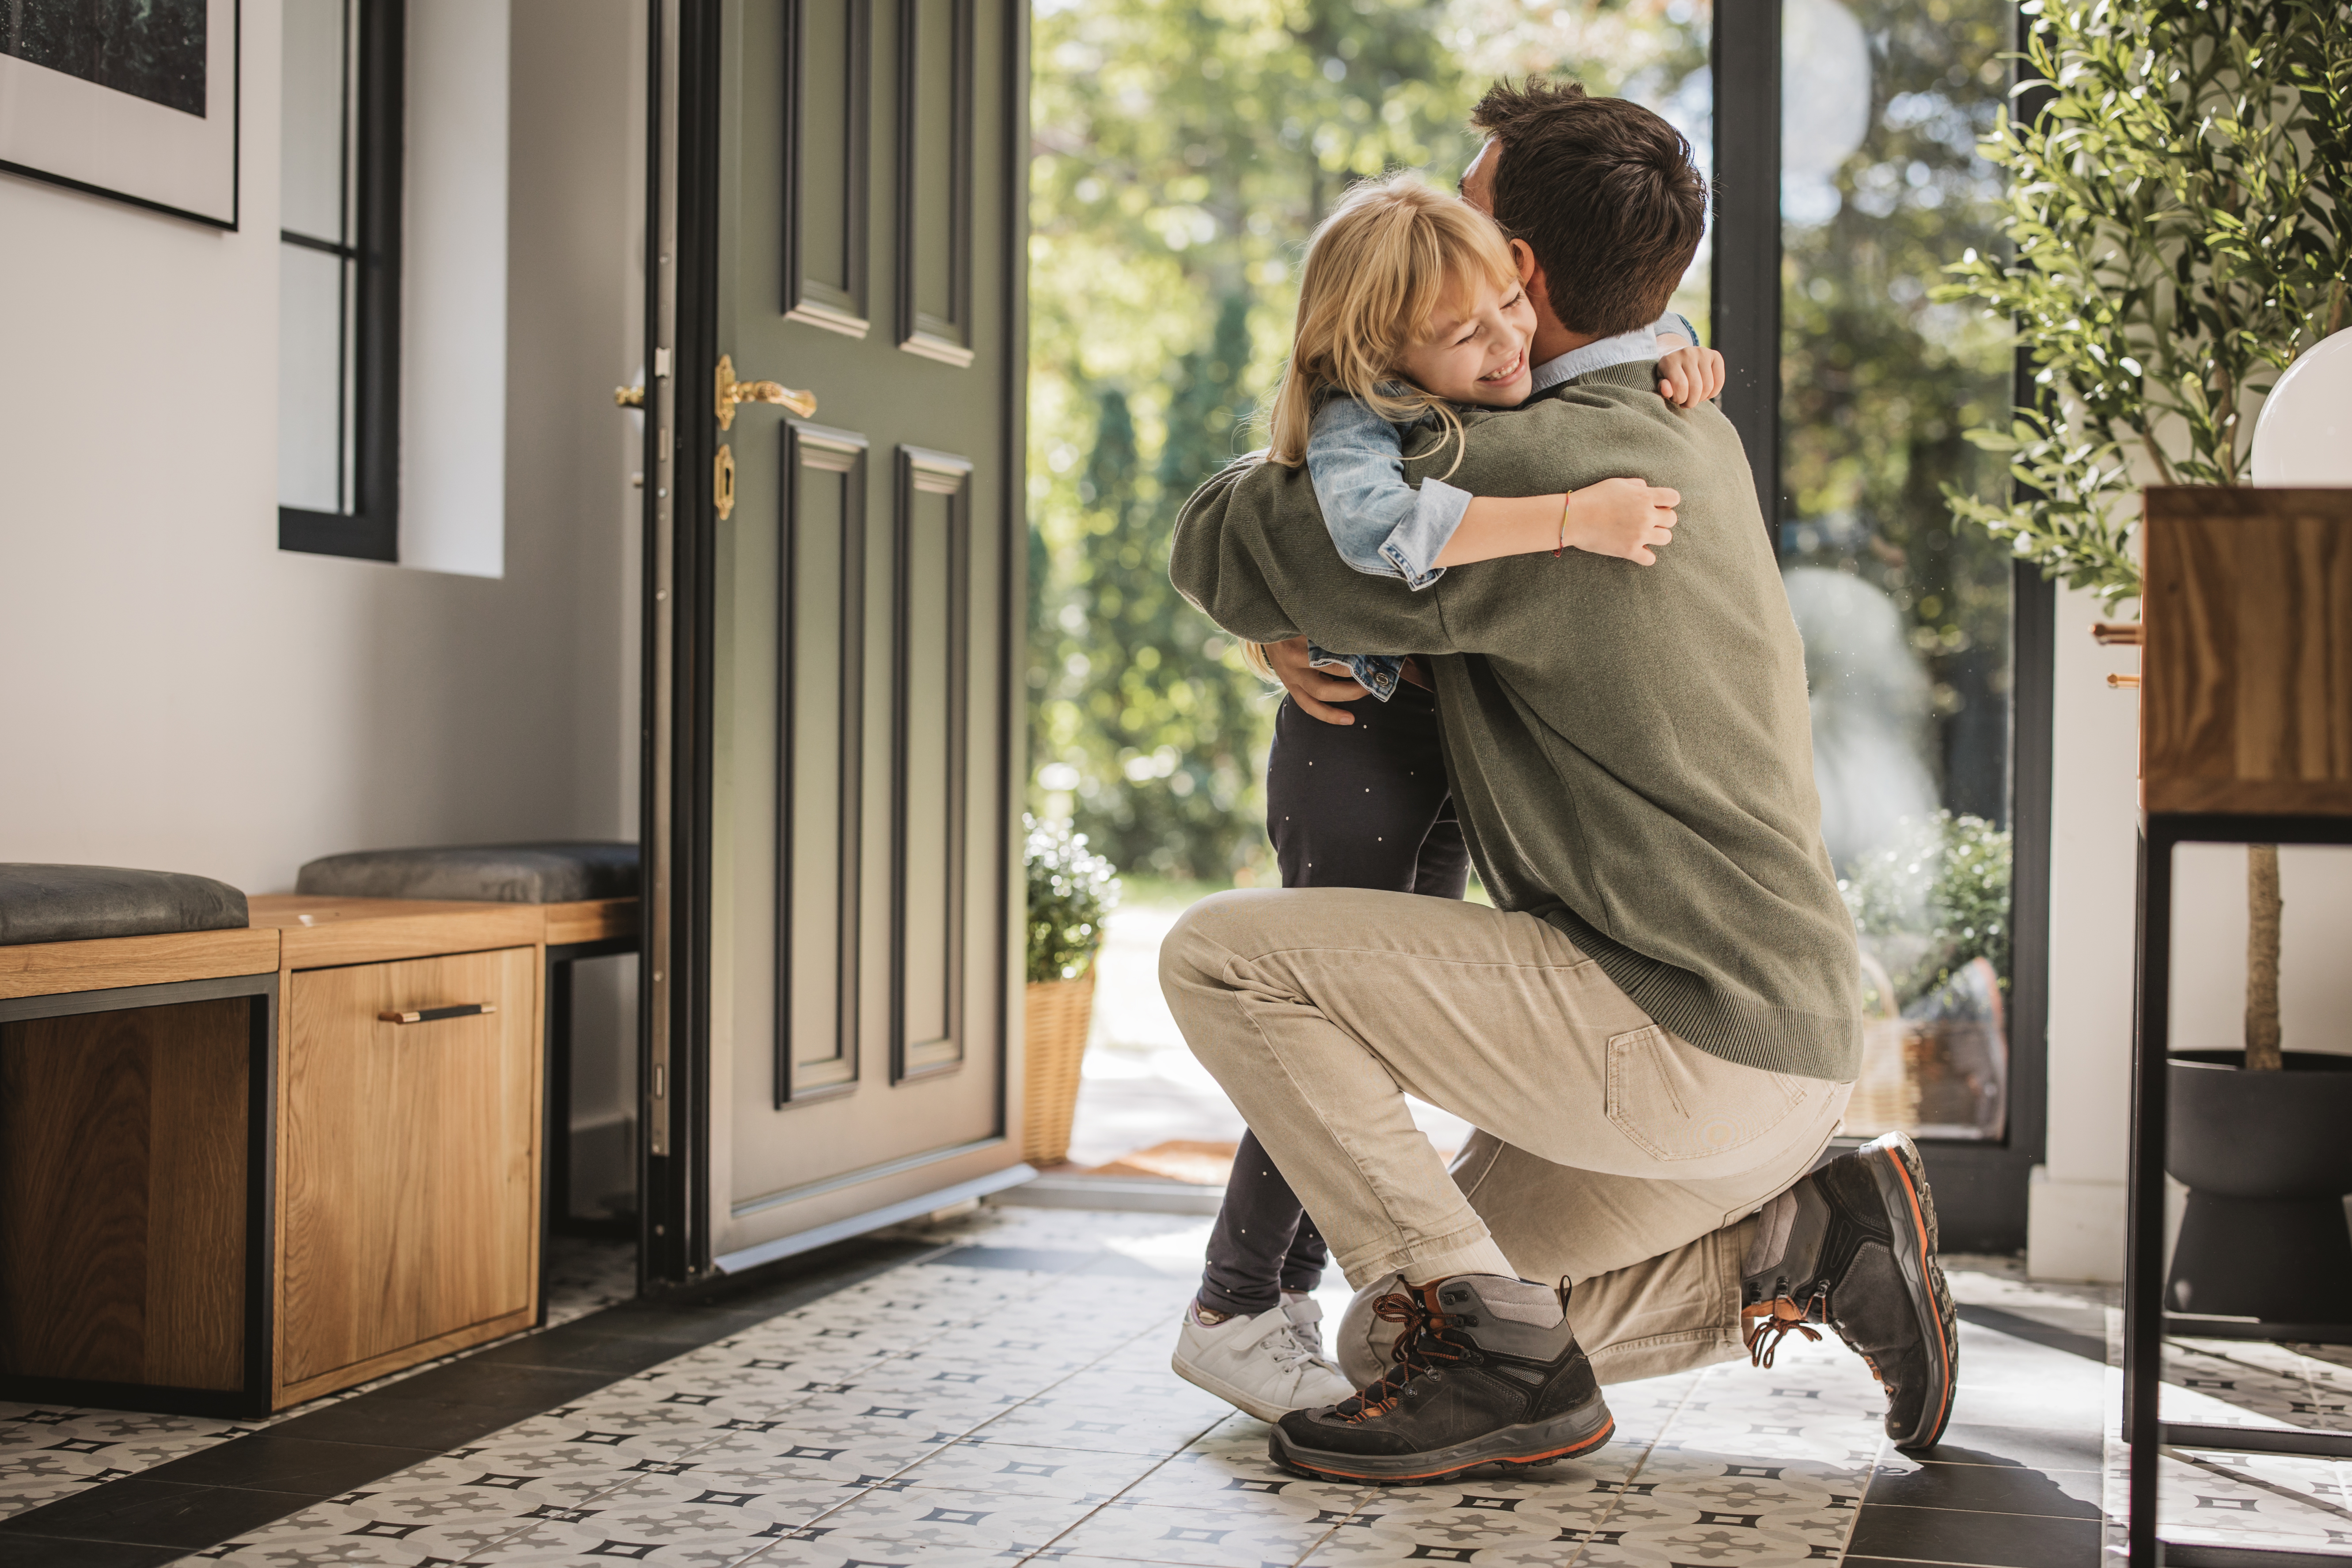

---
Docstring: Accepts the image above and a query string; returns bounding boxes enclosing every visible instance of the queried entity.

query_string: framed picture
[0,0,241,228]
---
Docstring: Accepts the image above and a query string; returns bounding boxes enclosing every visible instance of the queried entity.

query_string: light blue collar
[1528,324,1662,392]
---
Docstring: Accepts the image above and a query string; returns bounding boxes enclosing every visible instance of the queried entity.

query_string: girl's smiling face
[1396,276,1536,408]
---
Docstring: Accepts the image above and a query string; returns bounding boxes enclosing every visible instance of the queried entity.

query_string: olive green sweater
[1172,363,1861,1082]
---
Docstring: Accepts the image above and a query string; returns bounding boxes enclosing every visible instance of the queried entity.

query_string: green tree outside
[1027,0,1711,883]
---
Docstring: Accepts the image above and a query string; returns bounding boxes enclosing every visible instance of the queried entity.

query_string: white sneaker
[1172,1297,1356,1421]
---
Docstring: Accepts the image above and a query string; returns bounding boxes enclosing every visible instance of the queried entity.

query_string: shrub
[1025,814,1122,983]
[1842,811,2014,1011]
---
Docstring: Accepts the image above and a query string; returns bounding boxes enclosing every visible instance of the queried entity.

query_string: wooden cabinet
[257,901,548,1409]
[278,948,540,1398]
[276,946,539,1401]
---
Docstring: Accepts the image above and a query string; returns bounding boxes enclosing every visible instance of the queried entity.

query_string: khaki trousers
[1160,888,1851,1384]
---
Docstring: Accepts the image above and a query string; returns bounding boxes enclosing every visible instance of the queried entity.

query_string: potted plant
[1938,0,2352,1318]
[1023,813,1121,1167]
[1842,812,2015,1140]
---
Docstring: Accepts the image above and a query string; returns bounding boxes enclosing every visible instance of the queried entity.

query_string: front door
[643,0,1028,1279]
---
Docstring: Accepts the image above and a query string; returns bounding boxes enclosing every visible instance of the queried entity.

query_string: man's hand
[1656,345,1727,407]
[1264,636,1369,725]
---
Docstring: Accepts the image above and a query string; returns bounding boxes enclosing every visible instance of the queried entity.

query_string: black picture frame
[0,0,243,229]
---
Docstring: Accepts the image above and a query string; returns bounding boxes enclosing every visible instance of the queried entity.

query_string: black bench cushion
[294,842,641,904]
[0,864,250,947]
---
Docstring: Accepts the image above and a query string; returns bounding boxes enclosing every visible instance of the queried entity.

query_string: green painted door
[681,0,1028,1269]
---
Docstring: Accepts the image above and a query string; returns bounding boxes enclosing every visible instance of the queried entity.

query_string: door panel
[894,447,974,1080]
[783,0,873,333]
[780,423,868,1102]
[686,0,1021,1264]
[896,0,975,364]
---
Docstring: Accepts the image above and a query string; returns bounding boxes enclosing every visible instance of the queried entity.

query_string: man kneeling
[1163,80,1955,1482]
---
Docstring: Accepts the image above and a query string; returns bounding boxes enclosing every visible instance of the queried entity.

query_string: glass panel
[1028,0,1713,888]
[1778,0,2015,1140]
[280,0,348,245]
[277,243,348,513]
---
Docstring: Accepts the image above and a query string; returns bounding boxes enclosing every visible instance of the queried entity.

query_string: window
[1717,0,2045,1189]
[277,0,401,560]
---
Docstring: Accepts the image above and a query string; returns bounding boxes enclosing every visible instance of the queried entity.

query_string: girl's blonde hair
[1264,171,1521,476]
[1240,172,1518,683]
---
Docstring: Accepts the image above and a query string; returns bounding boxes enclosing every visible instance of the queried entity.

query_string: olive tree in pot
[1939,0,2352,1321]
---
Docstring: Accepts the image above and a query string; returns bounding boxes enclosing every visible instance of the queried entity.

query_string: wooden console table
[2125,486,2352,1568]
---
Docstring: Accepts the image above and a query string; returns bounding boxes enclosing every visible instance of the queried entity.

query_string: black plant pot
[2166,1050,2352,1325]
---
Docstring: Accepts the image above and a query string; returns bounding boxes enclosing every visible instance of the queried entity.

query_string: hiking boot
[1173,1297,1354,1422]
[1268,1275,1614,1484]
[1741,1131,1958,1450]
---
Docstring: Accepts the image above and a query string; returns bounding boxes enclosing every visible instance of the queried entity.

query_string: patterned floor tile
[0,1472,89,1522]
[1115,1440,1370,1515]
[785,1484,1106,1563]
[1051,1493,1352,1566]
[890,1436,1174,1502]
[543,1236,639,1329]
[2153,1447,2352,1551]
[973,1401,1229,1459]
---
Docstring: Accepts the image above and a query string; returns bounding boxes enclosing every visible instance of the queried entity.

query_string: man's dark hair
[1470,79,1707,338]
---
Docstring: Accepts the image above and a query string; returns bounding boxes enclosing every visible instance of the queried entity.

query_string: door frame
[638,0,1032,1288]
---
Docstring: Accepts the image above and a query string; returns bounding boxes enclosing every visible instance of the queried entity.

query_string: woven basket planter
[1847,952,1919,1136]
[1021,973,1096,1166]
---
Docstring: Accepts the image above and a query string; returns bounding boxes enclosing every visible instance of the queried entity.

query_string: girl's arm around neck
[1438,478,1684,568]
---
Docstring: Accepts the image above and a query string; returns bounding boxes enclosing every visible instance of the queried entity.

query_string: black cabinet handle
[377,1002,499,1025]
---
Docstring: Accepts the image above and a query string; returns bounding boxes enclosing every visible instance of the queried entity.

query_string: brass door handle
[715,353,816,429]
[615,385,645,407]
[379,1002,498,1025]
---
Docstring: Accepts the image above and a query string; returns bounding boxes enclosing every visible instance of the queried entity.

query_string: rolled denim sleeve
[1656,310,1700,346]
[1304,399,1467,591]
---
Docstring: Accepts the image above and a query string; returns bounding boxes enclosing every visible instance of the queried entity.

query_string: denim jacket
[1298,310,1698,700]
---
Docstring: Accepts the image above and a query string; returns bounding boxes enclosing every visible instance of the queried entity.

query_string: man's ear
[1511,238,1556,319]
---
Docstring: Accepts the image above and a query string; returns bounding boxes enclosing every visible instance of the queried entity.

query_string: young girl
[1169,172,1725,1421]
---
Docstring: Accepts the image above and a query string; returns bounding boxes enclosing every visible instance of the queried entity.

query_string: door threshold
[712,1164,1039,1274]
[993,1173,1225,1215]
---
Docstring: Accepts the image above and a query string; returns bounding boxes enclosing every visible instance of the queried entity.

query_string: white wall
[2030,584,2143,1279]
[403,0,513,579]
[2030,585,2352,1282]
[0,0,638,900]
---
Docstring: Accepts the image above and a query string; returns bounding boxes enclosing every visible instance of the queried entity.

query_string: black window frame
[278,0,404,562]
[1711,2,2055,1253]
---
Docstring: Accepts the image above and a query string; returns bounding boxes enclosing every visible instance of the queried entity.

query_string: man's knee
[1157,888,1253,1003]
[1158,890,1278,1062]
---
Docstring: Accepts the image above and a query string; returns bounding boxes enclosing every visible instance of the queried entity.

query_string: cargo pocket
[1605,1024,1804,1163]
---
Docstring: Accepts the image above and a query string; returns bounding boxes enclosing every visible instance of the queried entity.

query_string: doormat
[1085,1139,1238,1185]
